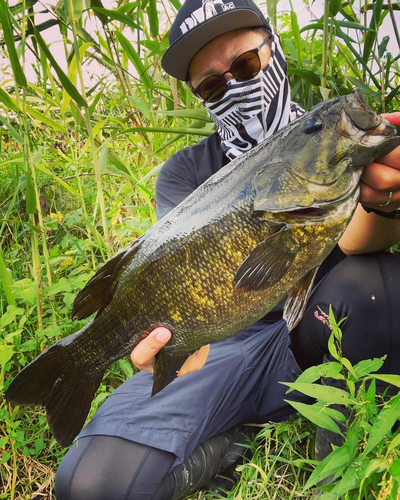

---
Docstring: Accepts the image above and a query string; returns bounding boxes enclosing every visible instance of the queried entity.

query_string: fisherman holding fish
[46,0,400,498]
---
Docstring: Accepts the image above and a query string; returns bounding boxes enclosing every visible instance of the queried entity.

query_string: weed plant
[0,0,399,498]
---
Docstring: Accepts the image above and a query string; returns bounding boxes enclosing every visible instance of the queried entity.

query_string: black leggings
[55,436,176,500]
[55,252,400,500]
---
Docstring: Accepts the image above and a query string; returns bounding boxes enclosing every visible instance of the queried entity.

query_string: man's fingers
[131,327,172,372]
[361,162,400,192]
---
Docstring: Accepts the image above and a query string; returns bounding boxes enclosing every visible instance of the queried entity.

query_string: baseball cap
[161,0,271,81]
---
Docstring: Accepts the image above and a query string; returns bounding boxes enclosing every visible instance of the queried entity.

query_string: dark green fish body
[6,90,400,447]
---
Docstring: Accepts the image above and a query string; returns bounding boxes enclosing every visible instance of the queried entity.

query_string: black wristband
[362,205,400,220]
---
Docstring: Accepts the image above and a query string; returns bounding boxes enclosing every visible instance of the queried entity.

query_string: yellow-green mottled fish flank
[6,90,400,447]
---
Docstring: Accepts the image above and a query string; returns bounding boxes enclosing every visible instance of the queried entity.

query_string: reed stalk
[67,0,111,252]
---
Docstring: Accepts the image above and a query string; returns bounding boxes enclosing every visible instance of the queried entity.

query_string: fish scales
[6,90,400,447]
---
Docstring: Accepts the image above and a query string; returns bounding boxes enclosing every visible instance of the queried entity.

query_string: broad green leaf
[0,0,26,87]
[363,0,384,62]
[284,400,343,435]
[65,0,83,21]
[319,86,332,101]
[91,7,140,30]
[0,305,25,329]
[286,362,343,386]
[90,0,108,24]
[266,0,278,28]
[33,27,87,108]
[0,87,20,113]
[115,32,152,89]
[363,393,400,455]
[283,382,356,405]
[370,374,400,388]
[389,458,400,480]
[340,357,357,379]
[353,358,385,378]
[128,96,152,121]
[0,114,23,144]
[47,278,73,295]
[329,0,341,17]
[118,358,134,379]
[0,345,14,367]
[289,6,302,66]
[388,434,400,453]
[304,444,351,489]
[325,458,387,499]
[140,36,169,57]
[98,143,108,174]
[345,76,377,95]
[378,36,390,59]
[282,37,297,60]
[0,248,15,306]
[25,170,37,214]
[287,68,320,86]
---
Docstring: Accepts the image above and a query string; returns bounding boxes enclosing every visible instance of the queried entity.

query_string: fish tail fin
[5,342,103,447]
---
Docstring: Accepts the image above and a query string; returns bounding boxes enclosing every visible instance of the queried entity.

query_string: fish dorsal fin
[254,162,313,212]
[234,227,300,291]
[283,266,319,331]
[71,239,142,320]
[152,349,192,396]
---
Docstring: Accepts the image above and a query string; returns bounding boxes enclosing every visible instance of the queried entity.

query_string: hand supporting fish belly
[6,90,400,447]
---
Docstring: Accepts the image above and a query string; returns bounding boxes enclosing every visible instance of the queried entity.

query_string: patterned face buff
[203,33,304,161]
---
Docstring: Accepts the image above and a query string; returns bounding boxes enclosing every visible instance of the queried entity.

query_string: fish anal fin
[72,239,141,320]
[234,228,300,291]
[283,266,319,331]
[151,349,192,397]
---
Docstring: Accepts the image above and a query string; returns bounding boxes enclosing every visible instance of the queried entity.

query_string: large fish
[6,90,400,447]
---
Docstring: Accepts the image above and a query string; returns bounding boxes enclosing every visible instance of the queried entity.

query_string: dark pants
[55,252,400,500]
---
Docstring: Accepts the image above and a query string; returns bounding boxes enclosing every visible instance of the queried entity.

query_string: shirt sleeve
[155,152,199,220]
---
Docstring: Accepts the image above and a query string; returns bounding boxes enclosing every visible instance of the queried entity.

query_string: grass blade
[33,27,87,108]
[0,0,26,87]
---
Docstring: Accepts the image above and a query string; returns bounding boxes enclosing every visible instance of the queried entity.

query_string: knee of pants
[55,436,176,500]
[318,252,400,318]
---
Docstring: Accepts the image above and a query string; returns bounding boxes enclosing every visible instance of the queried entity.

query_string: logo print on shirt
[179,0,236,34]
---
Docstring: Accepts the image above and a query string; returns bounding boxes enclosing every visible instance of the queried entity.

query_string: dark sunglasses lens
[197,75,227,102]
[231,51,261,80]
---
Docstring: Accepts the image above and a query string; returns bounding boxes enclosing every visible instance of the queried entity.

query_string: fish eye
[303,117,324,135]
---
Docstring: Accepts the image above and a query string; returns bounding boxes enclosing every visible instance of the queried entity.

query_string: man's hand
[339,112,400,255]
[359,112,400,211]
[131,326,210,376]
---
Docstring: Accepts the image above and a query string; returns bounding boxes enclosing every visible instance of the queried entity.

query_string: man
[55,0,400,498]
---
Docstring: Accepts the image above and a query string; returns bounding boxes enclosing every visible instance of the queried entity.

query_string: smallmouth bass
[6,90,400,447]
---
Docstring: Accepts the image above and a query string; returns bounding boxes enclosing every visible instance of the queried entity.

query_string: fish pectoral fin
[151,349,192,396]
[283,266,319,331]
[72,238,142,320]
[234,228,300,291]
[254,163,313,212]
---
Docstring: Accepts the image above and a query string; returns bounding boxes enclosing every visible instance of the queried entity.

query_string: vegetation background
[0,0,399,498]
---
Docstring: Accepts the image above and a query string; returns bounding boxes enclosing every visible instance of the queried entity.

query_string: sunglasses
[188,34,272,104]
